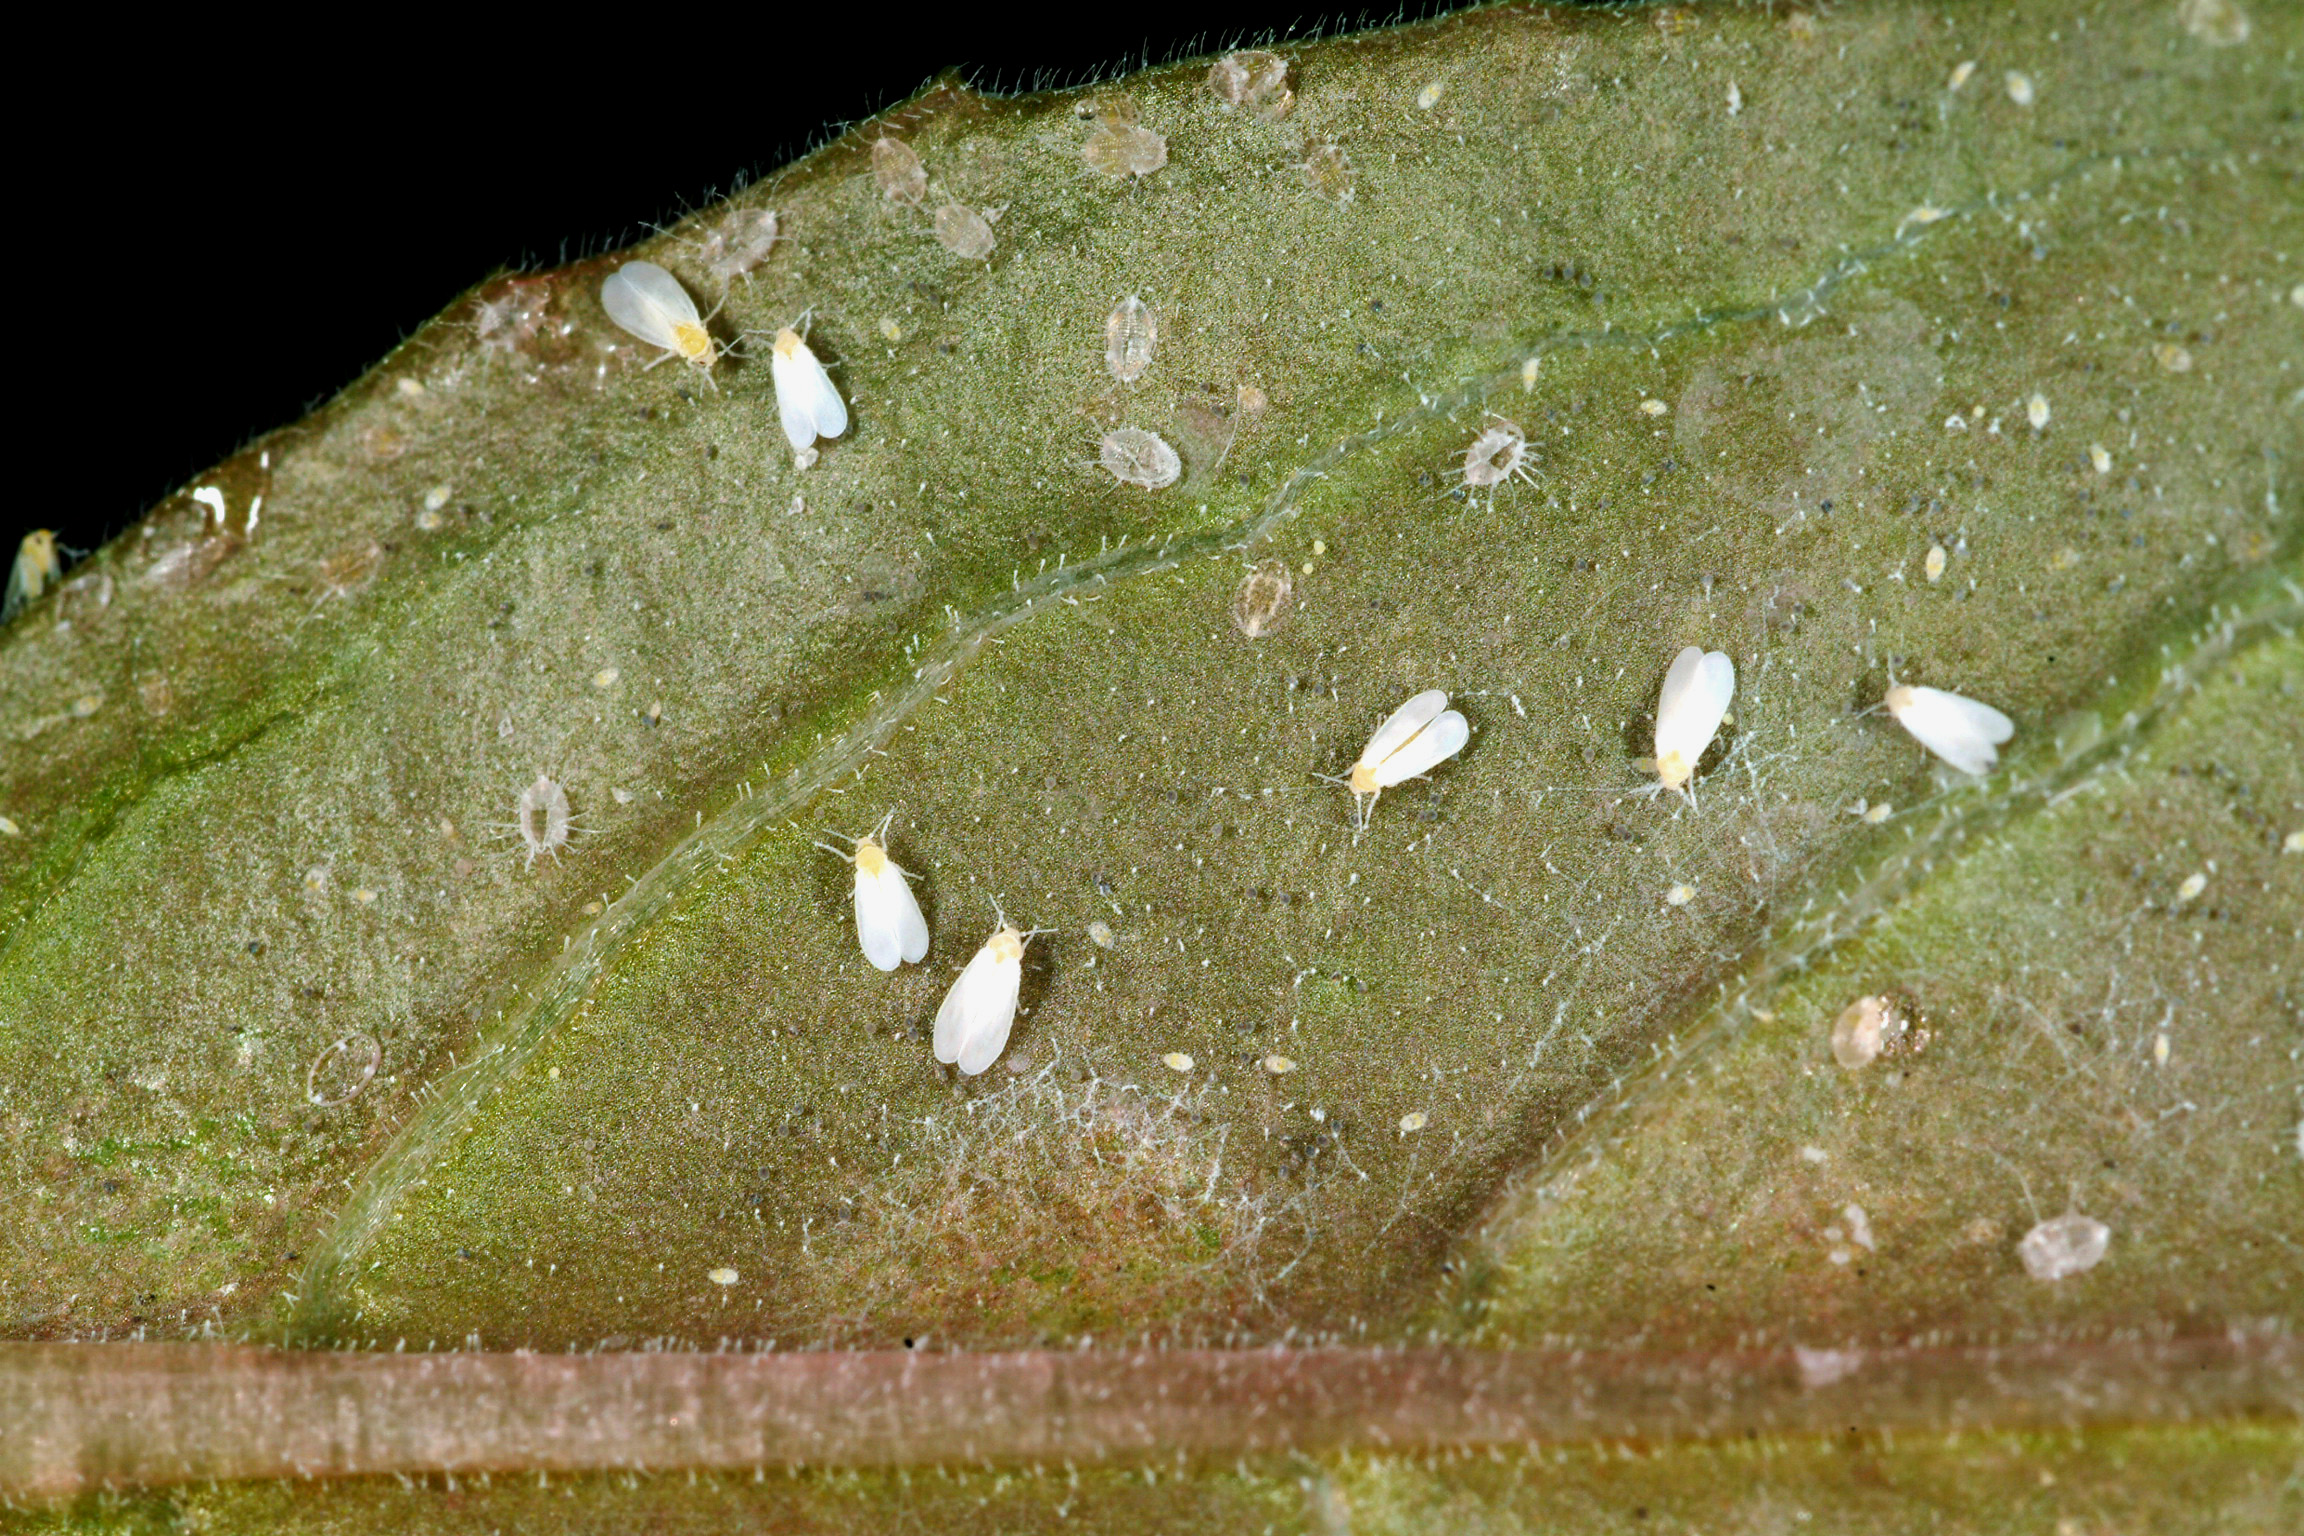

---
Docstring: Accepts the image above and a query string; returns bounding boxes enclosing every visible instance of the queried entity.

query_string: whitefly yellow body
[4,530,63,619]
[1344,688,1469,828]
[770,328,849,452]
[600,261,716,374]
[935,920,1032,1076]
[1653,646,1735,799]
[820,814,928,972]
[1886,683,2014,776]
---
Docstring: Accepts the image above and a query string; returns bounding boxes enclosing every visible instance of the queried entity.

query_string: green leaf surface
[4,0,2299,1529]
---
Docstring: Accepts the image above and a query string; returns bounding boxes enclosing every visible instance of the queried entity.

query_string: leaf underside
[3,0,2299,1529]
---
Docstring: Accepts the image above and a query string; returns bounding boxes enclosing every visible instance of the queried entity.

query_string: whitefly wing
[1359,690,1452,774]
[601,260,699,351]
[803,346,849,439]
[771,335,847,449]
[935,937,1006,1065]
[952,952,1022,1076]
[1655,647,1735,768]
[853,858,922,972]
[1893,685,2014,775]
[854,876,901,970]
[870,859,929,965]
[615,259,701,320]
[771,347,818,449]
[1698,651,1736,717]
[1372,706,1469,787]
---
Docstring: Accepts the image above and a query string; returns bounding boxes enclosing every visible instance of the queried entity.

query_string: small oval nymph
[1104,295,1157,382]
[770,328,849,454]
[1653,646,1735,800]
[1303,143,1355,203]
[514,774,572,868]
[933,203,996,260]
[1099,427,1181,490]
[1885,683,2014,776]
[1083,122,1168,179]
[871,137,927,206]
[600,261,716,374]
[1231,559,1294,639]
[698,208,778,287]
[2018,1213,2110,1282]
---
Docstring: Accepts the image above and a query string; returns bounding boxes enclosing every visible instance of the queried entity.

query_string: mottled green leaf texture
[4,0,2299,1529]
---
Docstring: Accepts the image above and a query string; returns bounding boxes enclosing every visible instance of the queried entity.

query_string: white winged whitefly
[934,906,1050,1077]
[765,323,849,457]
[599,260,719,380]
[816,812,929,972]
[1885,683,2014,776]
[4,529,64,620]
[1325,689,1470,831]
[1651,646,1736,803]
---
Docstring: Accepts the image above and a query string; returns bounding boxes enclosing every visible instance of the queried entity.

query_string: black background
[22,4,1489,570]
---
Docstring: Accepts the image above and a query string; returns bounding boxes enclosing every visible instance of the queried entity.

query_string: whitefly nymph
[933,202,997,260]
[513,773,573,869]
[871,136,927,205]
[1104,295,1156,383]
[696,207,779,288]
[1231,559,1294,639]
[1099,427,1181,490]
[1461,418,1531,491]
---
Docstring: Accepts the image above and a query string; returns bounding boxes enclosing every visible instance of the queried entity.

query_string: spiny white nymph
[935,918,1034,1076]
[1461,420,1529,489]
[770,328,848,453]
[1653,646,1735,798]
[1886,683,2014,776]
[819,813,928,972]
[1343,689,1469,829]
[515,774,572,868]
[600,261,715,373]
